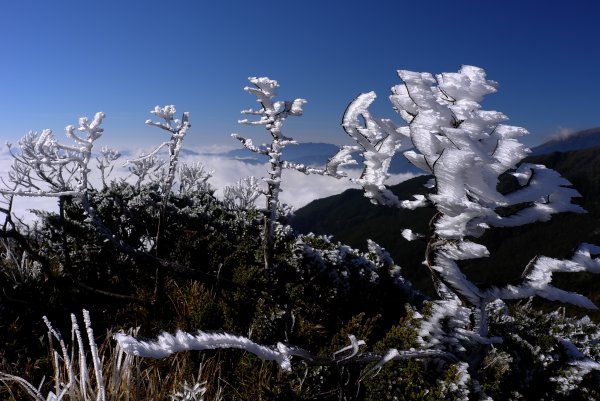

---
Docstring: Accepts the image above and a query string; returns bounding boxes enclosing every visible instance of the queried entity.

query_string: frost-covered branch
[484,243,600,309]
[233,77,307,269]
[125,105,190,194]
[321,145,361,178]
[96,146,121,189]
[2,112,105,197]
[115,330,295,371]
[343,65,599,369]
[230,135,269,155]
[114,330,455,373]
[337,92,412,206]
[223,176,262,210]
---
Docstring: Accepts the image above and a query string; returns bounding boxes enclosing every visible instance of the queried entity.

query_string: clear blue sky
[1,0,599,151]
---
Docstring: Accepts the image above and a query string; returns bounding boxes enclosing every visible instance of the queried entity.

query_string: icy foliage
[294,234,401,290]
[287,233,421,312]
[3,112,105,197]
[439,362,472,401]
[333,91,412,206]
[485,300,600,398]
[417,297,500,355]
[485,243,600,309]
[232,77,308,268]
[178,162,213,195]
[223,176,262,210]
[126,105,190,195]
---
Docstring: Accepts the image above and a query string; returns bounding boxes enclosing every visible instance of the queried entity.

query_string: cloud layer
[198,154,418,210]
[0,148,418,222]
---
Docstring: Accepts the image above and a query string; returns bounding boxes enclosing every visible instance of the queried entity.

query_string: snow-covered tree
[232,77,307,269]
[222,176,261,211]
[332,65,600,390]
[4,112,106,198]
[231,77,361,269]
[125,105,190,197]
[0,106,201,295]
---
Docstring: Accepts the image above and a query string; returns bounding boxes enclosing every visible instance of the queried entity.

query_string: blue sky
[1,0,599,151]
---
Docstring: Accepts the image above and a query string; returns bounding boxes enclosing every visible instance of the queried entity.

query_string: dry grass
[0,311,223,401]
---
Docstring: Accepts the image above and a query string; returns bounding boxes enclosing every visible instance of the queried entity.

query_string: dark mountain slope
[531,127,600,155]
[290,175,435,290]
[291,147,600,307]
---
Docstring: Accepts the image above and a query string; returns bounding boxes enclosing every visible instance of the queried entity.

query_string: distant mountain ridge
[213,142,422,174]
[206,127,600,175]
[531,127,600,155]
[220,142,340,166]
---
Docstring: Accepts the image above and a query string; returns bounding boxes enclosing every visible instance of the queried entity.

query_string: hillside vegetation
[1,67,600,400]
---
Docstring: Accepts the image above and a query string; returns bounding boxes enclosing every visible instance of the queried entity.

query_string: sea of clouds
[0,145,418,222]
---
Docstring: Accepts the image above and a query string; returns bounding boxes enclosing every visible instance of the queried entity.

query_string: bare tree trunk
[58,195,73,275]
[263,212,274,270]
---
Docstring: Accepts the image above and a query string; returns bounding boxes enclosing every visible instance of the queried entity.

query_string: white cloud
[0,151,60,222]
[196,154,418,210]
[0,147,419,222]
[187,154,364,209]
[549,126,576,141]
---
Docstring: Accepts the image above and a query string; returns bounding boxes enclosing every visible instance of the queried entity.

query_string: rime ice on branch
[3,112,106,197]
[125,105,191,195]
[232,77,307,269]
[342,65,598,367]
[113,329,454,373]
[223,176,261,211]
[332,91,413,206]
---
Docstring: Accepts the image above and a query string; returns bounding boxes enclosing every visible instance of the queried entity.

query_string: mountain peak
[532,127,600,155]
